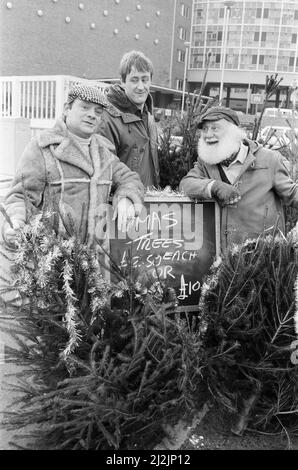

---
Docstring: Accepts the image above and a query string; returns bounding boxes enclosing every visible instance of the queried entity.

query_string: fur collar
[36,120,112,176]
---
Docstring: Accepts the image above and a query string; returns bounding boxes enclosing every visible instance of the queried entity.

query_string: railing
[0,75,109,135]
[0,80,13,117]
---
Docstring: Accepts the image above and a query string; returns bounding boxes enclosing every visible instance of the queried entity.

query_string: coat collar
[105,83,154,123]
[236,140,257,179]
[106,103,144,123]
[37,119,100,176]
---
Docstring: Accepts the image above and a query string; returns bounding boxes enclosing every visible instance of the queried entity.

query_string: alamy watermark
[94,202,204,249]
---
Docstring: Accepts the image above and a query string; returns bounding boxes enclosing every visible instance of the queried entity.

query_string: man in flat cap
[2,83,144,247]
[179,106,298,249]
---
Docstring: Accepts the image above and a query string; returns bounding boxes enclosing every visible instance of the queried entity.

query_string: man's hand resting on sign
[211,181,241,207]
[113,197,137,232]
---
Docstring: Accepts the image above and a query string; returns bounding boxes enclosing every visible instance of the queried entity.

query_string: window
[289,57,295,67]
[177,49,186,62]
[256,8,262,18]
[218,31,223,41]
[254,32,259,41]
[232,7,242,20]
[263,8,269,19]
[259,55,264,65]
[252,55,257,65]
[292,33,297,43]
[261,32,266,41]
[181,3,190,18]
[295,10,298,20]
[176,79,183,91]
[196,9,203,19]
[233,88,245,95]
[207,30,217,42]
[178,26,187,41]
[219,8,224,18]
[193,29,204,47]
[192,53,204,68]
[215,53,221,64]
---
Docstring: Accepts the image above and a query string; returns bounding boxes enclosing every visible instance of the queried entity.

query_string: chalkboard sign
[109,196,220,312]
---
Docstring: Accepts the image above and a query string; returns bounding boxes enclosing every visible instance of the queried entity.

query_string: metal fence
[0,75,109,135]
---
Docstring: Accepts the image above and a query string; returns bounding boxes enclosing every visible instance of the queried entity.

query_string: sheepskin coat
[4,120,144,245]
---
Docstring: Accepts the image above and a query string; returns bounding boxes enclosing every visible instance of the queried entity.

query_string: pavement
[0,316,24,450]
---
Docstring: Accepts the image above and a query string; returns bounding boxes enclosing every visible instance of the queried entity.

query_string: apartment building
[188,0,298,111]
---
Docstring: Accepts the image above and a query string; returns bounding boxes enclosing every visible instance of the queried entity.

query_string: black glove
[211,180,241,207]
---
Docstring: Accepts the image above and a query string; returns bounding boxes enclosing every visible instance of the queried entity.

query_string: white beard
[198,125,246,165]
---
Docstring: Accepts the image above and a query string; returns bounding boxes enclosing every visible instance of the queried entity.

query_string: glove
[211,180,241,207]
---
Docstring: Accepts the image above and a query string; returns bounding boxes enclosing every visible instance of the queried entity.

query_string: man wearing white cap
[2,84,144,246]
[180,106,298,249]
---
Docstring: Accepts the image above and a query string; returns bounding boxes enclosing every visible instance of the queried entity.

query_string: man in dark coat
[179,106,298,249]
[97,50,160,189]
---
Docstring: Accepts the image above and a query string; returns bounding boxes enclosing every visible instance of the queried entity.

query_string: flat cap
[197,106,240,129]
[67,83,108,107]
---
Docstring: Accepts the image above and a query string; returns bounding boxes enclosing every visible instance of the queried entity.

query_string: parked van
[263,108,298,119]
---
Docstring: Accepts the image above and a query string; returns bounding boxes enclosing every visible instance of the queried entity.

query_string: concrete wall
[0,118,31,176]
[170,0,193,88]
[0,0,190,88]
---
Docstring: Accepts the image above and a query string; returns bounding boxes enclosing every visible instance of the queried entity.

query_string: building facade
[0,0,192,109]
[188,0,298,112]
